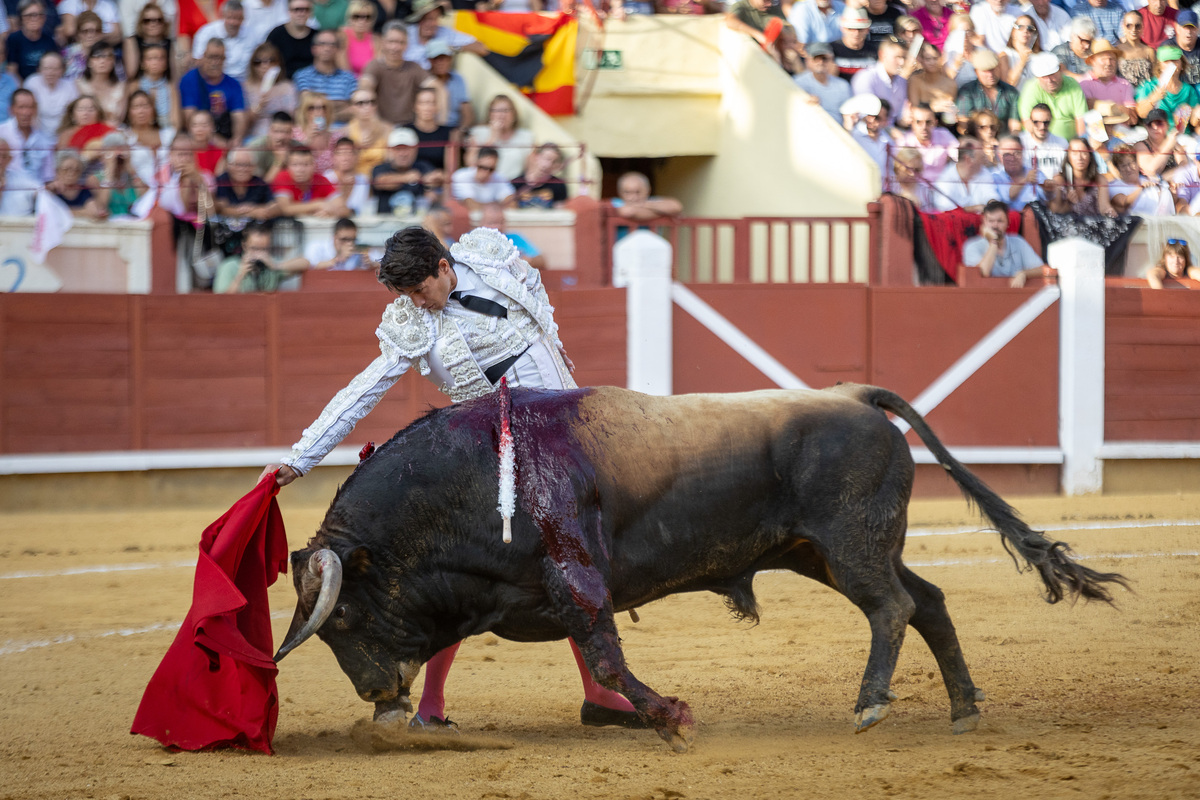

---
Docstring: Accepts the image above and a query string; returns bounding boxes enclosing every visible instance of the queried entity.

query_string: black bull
[276,384,1126,752]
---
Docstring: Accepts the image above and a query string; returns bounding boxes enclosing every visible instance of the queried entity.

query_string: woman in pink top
[338,0,381,77]
[914,0,953,50]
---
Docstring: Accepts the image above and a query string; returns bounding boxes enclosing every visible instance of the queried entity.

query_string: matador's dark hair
[378,225,454,291]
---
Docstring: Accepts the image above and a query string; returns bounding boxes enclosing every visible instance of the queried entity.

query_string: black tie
[450,291,508,318]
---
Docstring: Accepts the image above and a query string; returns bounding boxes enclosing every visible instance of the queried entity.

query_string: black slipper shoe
[580,701,651,729]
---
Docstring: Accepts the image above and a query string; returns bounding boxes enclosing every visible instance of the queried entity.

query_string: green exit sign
[584,49,623,70]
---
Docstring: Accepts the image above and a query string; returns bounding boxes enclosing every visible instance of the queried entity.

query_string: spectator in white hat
[832,6,879,80]
[1018,52,1086,139]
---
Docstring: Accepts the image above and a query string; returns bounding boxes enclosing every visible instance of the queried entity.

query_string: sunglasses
[290,5,311,10]
[1014,24,1037,32]
[1031,119,1051,125]
[143,16,164,22]
[351,13,372,19]
[1167,238,1188,246]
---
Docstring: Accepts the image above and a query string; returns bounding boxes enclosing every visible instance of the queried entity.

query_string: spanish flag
[454,11,577,116]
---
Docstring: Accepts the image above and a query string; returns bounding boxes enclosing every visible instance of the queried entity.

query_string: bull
[275,384,1126,752]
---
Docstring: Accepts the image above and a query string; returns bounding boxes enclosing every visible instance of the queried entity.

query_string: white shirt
[1020,130,1068,175]
[192,20,258,80]
[933,163,1004,210]
[969,2,1023,53]
[242,0,288,46]
[22,74,80,137]
[58,0,122,35]
[0,165,40,216]
[0,119,56,183]
[452,166,515,204]
[1020,2,1073,50]
[1109,177,1176,215]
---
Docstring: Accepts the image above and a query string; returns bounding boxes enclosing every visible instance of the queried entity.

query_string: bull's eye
[335,605,348,618]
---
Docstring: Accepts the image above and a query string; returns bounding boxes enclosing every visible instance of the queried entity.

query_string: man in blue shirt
[293,30,358,121]
[180,38,248,145]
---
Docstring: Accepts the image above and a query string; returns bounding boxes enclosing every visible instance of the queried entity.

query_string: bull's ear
[343,545,373,577]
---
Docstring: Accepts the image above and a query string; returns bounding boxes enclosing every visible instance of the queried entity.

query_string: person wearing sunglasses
[1000,14,1041,87]
[266,0,318,78]
[1023,0,1070,51]
[243,42,298,138]
[179,38,248,145]
[191,0,256,80]
[1049,16,1095,82]
[59,0,124,47]
[338,0,382,76]
[124,3,177,83]
[6,0,61,81]
[294,30,358,120]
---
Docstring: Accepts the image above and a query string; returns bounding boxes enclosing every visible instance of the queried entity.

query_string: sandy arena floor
[1,491,1198,800]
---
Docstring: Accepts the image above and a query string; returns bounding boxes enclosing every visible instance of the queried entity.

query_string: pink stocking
[416,641,461,721]
[569,638,635,711]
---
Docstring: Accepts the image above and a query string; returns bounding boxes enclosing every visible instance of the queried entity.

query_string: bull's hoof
[854,703,891,733]
[952,713,981,735]
[656,726,693,753]
[974,688,987,702]
[373,698,409,726]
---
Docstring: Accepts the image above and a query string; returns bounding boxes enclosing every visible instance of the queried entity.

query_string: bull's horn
[274,549,343,663]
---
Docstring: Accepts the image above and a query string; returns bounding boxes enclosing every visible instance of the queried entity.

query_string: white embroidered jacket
[282,228,572,475]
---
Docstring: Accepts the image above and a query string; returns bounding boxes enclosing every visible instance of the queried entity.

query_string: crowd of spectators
[0,0,611,289]
[752,0,1200,224]
[6,0,1199,288]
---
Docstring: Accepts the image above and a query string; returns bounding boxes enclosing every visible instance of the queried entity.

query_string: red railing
[600,203,882,286]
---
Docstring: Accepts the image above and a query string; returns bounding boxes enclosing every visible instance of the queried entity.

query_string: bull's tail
[837,384,1130,606]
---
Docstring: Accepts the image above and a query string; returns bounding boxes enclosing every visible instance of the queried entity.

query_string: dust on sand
[1,493,1198,799]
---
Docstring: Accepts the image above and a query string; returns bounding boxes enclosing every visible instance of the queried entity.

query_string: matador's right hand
[259,464,299,487]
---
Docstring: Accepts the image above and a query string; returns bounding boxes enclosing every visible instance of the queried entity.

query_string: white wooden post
[1052,238,1106,495]
[615,230,673,396]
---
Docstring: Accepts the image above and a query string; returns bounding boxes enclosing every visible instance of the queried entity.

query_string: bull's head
[275,546,422,723]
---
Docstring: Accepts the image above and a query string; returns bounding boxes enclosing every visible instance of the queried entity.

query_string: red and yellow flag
[454,12,577,116]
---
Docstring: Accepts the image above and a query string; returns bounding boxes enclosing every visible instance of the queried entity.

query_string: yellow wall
[559,15,722,157]
[658,28,880,218]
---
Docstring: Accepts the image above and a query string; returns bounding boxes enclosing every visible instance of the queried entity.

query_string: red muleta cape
[131,473,289,754]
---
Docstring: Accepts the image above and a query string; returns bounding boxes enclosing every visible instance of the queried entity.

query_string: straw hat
[1093,100,1130,125]
[1085,39,1118,62]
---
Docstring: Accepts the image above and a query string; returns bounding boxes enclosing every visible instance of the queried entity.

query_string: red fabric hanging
[917,208,1021,283]
[131,473,289,754]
